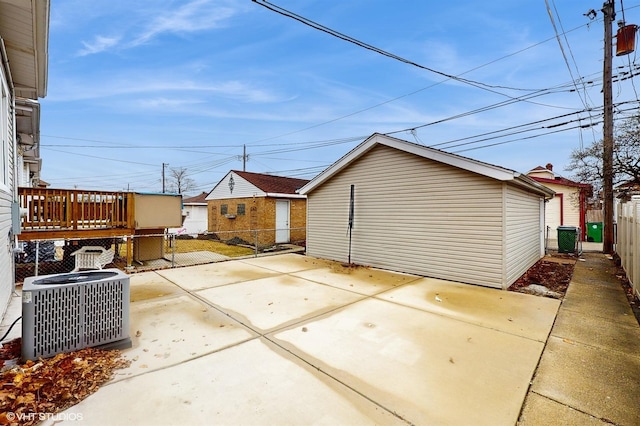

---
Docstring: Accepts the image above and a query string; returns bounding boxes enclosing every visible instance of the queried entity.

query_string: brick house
[205,171,309,247]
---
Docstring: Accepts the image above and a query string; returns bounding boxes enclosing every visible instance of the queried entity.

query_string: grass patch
[116,238,255,258]
[170,239,255,257]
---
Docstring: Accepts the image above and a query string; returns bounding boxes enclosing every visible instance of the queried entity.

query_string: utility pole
[602,0,615,254]
[242,145,248,171]
[162,162,169,193]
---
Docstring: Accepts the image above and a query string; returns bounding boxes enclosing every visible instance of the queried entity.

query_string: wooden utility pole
[602,0,615,254]
[162,162,169,193]
[243,145,247,171]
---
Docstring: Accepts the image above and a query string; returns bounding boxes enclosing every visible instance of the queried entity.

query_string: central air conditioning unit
[22,268,131,360]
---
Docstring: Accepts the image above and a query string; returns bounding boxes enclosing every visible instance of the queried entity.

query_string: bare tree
[166,167,197,195]
[566,114,640,194]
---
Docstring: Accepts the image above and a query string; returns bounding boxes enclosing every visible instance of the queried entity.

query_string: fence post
[171,233,176,267]
[125,236,133,269]
[34,240,40,276]
[254,230,258,258]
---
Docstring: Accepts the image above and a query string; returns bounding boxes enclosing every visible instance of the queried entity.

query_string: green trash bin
[586,222,603,243]
[557,226,578,253]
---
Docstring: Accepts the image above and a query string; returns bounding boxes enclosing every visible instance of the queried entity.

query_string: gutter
[265,192,306,199]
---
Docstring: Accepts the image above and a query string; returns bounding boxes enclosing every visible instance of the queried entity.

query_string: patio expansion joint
[371,294,555,344]
[108,336,259,386]
[147,270,265,336]
[287,271,424,299]
[135,270,415,423]
[142,269,371,338]
[258,331,415,426]
[548,331,640,361]
[524,390,619,425]
[515,313,562,423]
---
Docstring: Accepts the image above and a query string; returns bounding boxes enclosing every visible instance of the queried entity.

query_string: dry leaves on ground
[510,255,576,297]
[0,341,130,425]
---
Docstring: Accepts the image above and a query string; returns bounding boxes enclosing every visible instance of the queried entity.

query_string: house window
[237,203,245,216]
[221,204,228,215]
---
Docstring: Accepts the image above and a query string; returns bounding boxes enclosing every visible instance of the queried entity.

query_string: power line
[251,0,566,105]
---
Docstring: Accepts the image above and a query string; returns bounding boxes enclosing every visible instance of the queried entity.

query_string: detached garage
[299,133,555,289]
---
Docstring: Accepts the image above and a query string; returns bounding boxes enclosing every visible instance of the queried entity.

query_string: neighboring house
[527,164,592,241]
[614,179,640,201]
[0,1,49,315]
[169,192,209,236]
[206,170,309,246]
[299,133,555,290]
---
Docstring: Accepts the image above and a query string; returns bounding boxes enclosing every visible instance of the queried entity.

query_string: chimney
[545,163,553,171]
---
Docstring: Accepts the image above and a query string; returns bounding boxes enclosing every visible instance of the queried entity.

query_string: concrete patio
[40,252,562,425]
[4,249,638,424]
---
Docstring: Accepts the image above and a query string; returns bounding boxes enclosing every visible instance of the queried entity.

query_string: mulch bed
[510,254,640,326]
[509,254,576,297]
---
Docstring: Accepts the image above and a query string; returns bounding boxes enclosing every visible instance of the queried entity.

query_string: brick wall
[207,197,306,246]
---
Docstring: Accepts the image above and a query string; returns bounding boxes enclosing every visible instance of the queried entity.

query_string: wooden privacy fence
[616,197,640,298]
[18,187,134,237]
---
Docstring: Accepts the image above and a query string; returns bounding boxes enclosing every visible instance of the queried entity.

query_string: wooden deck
[18,187,136,241]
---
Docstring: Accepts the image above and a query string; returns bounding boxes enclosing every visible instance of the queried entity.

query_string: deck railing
[18,187,135,234]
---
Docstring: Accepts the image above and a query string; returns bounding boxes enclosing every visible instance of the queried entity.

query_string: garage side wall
[504,185,545,288]
[306,145,506,288]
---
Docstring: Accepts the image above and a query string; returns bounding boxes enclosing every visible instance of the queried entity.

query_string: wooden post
[126,236,133,267]
[602,0,615,254]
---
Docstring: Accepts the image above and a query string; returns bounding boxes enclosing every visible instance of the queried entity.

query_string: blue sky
[40,0,640,194]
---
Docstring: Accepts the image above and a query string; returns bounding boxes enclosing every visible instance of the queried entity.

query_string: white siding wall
[504,185,544,287]
[543,182,582,229]
[207,173,262,200]
[0,69,14,315]
[183,205,208,234]
[546,195,562,233]
[307,145,506,288]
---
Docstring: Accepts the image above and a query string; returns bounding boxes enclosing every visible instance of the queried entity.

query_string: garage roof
[299,133,555,199]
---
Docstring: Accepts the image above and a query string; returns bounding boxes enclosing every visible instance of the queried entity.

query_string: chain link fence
[15,228,306,282]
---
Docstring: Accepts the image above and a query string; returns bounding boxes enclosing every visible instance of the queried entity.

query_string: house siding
[504,185,544,287]
[209,173,262,199]
[306,144,506,288]
[0,69,14,314]
[542,182,582,230]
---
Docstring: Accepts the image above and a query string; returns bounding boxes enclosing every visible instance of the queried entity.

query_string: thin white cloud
[75,0,242,56]
[47,72,291,107]
[77,35,122,56]
[130,0,239,47]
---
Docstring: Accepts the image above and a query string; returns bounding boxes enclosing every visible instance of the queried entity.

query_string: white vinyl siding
[542,182,582,230]
[504,185,543,286]
[546,194,562,232]
[306,144,506,288]
[0,64,14,314]
[207,172,263,200]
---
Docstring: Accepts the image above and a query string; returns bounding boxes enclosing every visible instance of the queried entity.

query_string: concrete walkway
[519,253,640,425]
